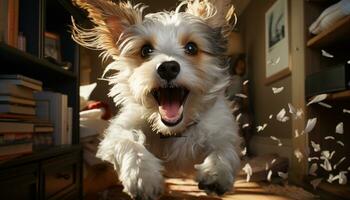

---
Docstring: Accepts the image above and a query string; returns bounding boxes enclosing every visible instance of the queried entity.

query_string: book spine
[6,0,18,47]
[67,107,73,145]
[61,95,68,145]
[33,133,53,148]
[1,0,8,43]
[0,138,33,146]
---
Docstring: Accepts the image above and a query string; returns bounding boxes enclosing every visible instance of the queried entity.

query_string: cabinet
[0,146,82,200]
[303,0,350,199]
[0,0,83,199]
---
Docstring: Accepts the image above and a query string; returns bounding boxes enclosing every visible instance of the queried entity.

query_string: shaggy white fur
[72,0,241,199]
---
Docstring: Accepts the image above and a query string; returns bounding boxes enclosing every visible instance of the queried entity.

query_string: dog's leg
[195,146,240,196]
[96,117,164,200]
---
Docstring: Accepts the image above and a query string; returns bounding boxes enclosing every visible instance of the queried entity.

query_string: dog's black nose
[157,61,180,81]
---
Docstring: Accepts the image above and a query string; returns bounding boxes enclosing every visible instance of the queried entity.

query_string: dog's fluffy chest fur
[136,95,238,176]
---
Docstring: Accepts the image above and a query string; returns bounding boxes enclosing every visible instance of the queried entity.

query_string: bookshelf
[0,0,83,199]
[303,0,350,198]
[307,15,350,48]
[309,90,350,102]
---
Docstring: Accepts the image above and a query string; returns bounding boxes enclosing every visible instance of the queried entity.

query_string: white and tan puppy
[72,0,241,199]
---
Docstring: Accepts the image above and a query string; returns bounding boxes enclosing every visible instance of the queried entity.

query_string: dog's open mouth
[152,86,189,126]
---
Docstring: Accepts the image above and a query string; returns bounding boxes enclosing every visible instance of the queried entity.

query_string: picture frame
[44,32,61,62]
[265,0,290,85]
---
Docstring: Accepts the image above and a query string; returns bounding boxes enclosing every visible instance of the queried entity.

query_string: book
[0,84,34,99]
[0,142,32,157]
[34,91,68,145]
[0,153,23,162]
[33,133,53,147]
[0,0,5,42]
[0,0,8,43]
[0,138,33,146]
[0,104,35,115]
[0,121,34,133]
[6,0,19,47]
[0,133,32,148]
[34,126,54,133]
[0,113,36,120]
[35,99,50,121]
[0,79,42,91]
[0,74,43,86]
[67,107,73,145]
[0,132,32,142]
[0,95,36,106]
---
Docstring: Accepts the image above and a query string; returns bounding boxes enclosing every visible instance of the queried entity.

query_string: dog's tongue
[159,88,182,122]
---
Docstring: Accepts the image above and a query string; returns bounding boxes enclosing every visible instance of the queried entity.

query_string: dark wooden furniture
[0,0,83,199]
[304,0,350,199]
[0,146,82,200]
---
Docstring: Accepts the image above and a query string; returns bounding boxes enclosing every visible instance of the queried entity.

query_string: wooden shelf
[303,176,350,200]
[327,90,350,101]
[309,90,350,101]
[307,16,350,48]
[0,42,76,80]
[0,145,81,169]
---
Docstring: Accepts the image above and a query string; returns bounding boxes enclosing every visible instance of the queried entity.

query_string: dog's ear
[72,0,145,57]
[185,0,236,37]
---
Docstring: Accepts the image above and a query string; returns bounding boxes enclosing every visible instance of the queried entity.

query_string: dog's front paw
[121,166,164,200]
[195,163,234,196]
[117,150,164,200]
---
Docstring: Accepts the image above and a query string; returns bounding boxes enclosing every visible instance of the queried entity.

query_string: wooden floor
[85,178,317,200]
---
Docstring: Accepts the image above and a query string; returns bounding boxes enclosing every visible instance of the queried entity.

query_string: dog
[72,0,241,199]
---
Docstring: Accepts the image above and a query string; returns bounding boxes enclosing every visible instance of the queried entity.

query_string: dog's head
[72,0,236,135]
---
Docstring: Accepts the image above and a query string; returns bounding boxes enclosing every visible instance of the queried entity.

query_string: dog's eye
[141,44,153,58]
[184,42,198,55]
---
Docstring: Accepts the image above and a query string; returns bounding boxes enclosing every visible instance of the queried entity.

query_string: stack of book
[34,91,72,145]
[0,121,34,160]
[0,74,43,160]
[33,120,54,148]
[0,74,73,161]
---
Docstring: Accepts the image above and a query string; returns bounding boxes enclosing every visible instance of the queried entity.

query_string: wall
[239,0,293,157]
[80,48,118,114]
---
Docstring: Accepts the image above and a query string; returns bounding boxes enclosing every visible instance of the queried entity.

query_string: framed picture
[44,32,61,62]
[265,0,290,85]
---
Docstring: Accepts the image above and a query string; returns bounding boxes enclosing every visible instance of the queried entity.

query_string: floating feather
[334,157,346,169]
[339,171,348,185]
[343,109,350,114]
[242,123,250,128]
[242,163,252,182]
[235,93,247,98]
[270,136,282,146]
[309,163,318,176]
[324,136,335,140]
[276,108,289,122]
[336,122,344,134]
[311,141,321,152]
[321,50,334,58]
[267,170,273,182]
[294,149,303,163]
[318,102,332,108]
[305,118,317,134]
[310,178,323,190]
[278,171,288,180]
[337,141,345,147]
[272,87,284,94]
[307,94,327,106]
